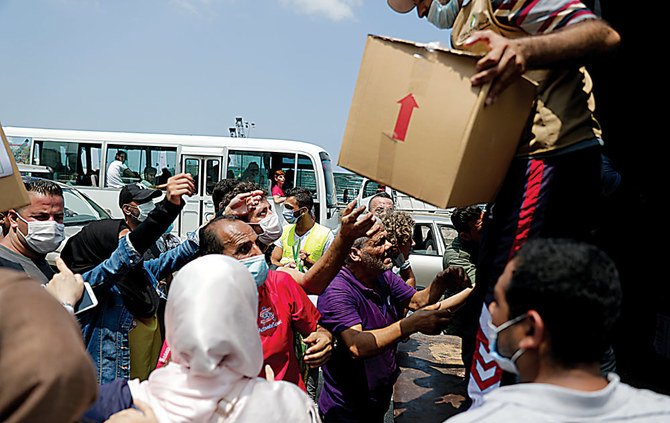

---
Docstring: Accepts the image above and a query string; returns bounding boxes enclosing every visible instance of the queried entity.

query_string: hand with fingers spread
[224,190,265,218]
[465,30,527,106]
[339,200,378,242]
[105,400,158,423]
[166,173,196,205]
[45,258,85,306]
[303,326,334,368]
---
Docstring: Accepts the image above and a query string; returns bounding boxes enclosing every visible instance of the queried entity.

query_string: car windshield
[62,187,110,226]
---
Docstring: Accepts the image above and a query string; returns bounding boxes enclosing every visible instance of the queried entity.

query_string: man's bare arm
[340,309,453,358]
[407,267,467,311]
[270,245,284,267]
[467,19,621,105]
[299,201,379,295]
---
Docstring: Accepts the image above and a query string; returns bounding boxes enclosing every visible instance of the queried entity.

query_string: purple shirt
[317,268,416,422]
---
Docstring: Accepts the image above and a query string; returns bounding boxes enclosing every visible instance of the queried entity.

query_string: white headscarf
[128,255,320,423]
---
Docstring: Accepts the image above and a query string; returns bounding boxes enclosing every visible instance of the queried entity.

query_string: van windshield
[319,152,337,209]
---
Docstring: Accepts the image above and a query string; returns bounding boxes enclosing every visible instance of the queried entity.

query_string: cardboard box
[338,35,536,208]
[0,122,31,211]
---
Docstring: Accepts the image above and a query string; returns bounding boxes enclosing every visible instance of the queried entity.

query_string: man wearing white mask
[0,179,66,284]
[447,239,670,422]
[217,181,283,252]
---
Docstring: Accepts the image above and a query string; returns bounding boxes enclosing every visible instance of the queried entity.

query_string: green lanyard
[291,237,304,272]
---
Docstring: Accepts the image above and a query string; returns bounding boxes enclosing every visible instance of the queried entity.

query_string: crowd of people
[1,1,668,422]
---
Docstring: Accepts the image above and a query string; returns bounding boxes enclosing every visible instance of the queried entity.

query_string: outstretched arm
[339,308,453,358]
[468,19,620,105]
[299,201,379,295]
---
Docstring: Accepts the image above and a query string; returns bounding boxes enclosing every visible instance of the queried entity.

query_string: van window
[7,136,32,164]
[205,158,221,195]
[269,153,296,192]
[105,145,177,187]
[296,154,317,198]
[184,158,200,193]
[227,151,270,187]
[32,141,102,187]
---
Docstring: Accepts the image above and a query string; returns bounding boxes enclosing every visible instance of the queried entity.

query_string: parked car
[19,173,111,266]
[356,178,451,214]
[409,212,458,288]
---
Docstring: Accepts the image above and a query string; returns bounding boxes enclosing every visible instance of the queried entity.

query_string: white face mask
[16,213,65,254]
[257,211,282,245]
[487,313,528,375]
[427,0,461,29]
[130,201,156,222]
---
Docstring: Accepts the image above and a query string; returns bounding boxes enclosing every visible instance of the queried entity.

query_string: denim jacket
[79,235,198,384]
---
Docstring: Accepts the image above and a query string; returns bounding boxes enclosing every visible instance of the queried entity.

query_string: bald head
[199,216,263,260]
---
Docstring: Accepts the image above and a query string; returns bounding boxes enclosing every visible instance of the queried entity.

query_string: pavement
[393,333,469,422]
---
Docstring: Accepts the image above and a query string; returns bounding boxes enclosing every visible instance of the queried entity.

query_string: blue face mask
[282,208,304,224]
[487,313,528,375]
[240,254,269,288]
[426,0,461,29]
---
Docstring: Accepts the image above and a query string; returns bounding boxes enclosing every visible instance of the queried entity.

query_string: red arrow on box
[392,93,419,142]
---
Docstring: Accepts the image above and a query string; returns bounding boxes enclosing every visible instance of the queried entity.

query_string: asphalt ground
[393,334,470,422]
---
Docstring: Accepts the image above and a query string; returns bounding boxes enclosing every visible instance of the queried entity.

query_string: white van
[5,127,339,236]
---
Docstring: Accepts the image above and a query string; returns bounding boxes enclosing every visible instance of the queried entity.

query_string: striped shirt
[490,0,596,34]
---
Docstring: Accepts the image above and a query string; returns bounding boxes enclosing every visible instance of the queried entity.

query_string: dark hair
[344,236,369,267]
[369,192,393,209]
[379,209,414,250]
[220,181,267,212]
[116,150,126,159]
[198,215,240,256]
[212,179,241,213]
[451,206,482,234]
[506,239,622,368]
[23,179,63,198]
[285,187,313,211]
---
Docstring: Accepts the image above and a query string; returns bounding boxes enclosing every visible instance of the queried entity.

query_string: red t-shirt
[257,270,320,391]
[155,270,320,391]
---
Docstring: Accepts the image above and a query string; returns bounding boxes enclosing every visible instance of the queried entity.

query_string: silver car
[408,212,458,288]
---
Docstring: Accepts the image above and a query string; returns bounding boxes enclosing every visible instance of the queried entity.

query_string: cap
[119,183,162,208]
[387,0,416,13]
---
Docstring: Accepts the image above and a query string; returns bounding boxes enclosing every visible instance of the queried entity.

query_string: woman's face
[275,174,285,185]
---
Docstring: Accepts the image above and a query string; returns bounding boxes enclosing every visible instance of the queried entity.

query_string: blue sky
[0,0,448,170]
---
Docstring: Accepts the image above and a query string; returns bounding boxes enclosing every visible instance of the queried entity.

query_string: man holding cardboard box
[387,0,620,406]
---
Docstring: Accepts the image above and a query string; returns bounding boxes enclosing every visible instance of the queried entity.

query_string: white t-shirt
[447,373,670,422]
[107,160,128,188]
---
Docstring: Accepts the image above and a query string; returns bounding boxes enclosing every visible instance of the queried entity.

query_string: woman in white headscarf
[84,255,320,423]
